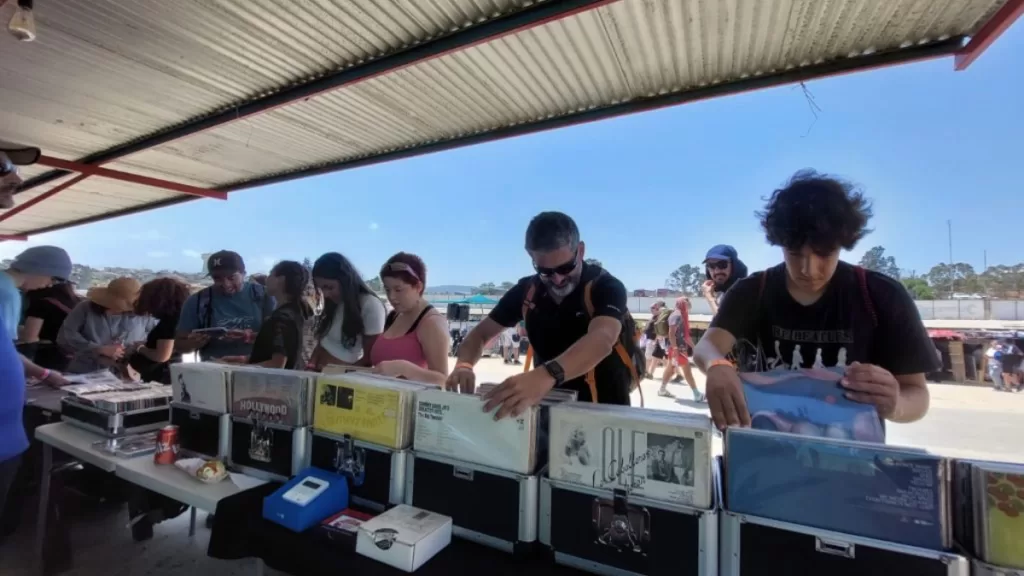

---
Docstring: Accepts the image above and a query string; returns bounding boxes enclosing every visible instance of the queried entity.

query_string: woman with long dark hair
[219,261,313,370]
[309,253,386,370]
[130,277,190,383]
[20,281,82,371]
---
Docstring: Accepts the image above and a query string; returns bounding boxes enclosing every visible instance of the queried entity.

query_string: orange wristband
[455,362,474,371]
[708,359,734,370]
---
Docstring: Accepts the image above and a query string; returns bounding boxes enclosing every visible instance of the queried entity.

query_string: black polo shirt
[489,264,631,405]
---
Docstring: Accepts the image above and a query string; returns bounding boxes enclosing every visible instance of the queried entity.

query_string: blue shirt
[0,272,22,339]
[0,320,27,462]
[177,283,275,359]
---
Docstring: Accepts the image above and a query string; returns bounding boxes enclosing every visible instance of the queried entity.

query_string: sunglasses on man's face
[706,261,729,271]
[0,157,18,178]
[534,250,579,277]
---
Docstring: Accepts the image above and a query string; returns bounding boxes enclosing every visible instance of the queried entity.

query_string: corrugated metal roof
[0,0,1014,237]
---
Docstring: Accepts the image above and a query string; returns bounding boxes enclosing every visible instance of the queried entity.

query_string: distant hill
[426,284,476,294]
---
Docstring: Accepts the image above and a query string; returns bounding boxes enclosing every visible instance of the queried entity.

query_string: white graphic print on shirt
[764,342,851,371]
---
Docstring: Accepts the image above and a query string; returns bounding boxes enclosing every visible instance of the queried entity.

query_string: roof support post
[955,0,1024,70]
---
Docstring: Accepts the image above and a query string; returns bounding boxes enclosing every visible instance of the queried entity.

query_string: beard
[541,277,578,299]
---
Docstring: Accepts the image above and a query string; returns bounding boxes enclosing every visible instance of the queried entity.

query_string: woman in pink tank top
[370,253,450,386]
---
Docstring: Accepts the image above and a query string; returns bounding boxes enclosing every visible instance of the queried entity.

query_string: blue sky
[7,24,1023,290]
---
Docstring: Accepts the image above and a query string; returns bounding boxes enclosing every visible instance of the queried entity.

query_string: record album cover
[413,388,539,475]
[230,367,314,427]
[726,428,950,550]
[313,373,424,449]
[548,404,714,509]
[170,362,232,413]
[975,464,1024,569]
[741,367,885,443]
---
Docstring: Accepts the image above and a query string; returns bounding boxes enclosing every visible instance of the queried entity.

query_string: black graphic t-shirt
[710,261,938,376]
[248,302,307,370]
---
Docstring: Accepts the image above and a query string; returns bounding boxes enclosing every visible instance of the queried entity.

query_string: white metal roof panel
[0,0,1013,237]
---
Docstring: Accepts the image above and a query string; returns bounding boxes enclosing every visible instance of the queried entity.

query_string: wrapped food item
[174,457,228,483]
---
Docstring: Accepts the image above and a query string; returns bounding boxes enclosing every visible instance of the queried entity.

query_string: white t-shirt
[319,293,387,363]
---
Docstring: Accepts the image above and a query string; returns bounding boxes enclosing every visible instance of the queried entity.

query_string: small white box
[355,505,452,572]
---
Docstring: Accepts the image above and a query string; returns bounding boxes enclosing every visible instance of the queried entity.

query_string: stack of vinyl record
[725,428,952,550]
[475,383,577,470]
[953,460,1024,570]
[230,367,316,427]
[170,362,234,412]
[413,388,540,475]
[312,372,427,449]
[65,382,172,412]
[62,380,173,436]
[548,403,715,509]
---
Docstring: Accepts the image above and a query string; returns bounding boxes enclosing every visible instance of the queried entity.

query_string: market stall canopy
[1,0,1021,239]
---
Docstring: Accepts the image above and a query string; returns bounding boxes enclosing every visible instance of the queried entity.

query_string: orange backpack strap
[521,281,537,324]
[583,275,644,407]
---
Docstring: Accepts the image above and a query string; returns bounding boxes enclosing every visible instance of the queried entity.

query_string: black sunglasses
[0,157,16,178]
[706,261,729,271]
[535,248,579,277]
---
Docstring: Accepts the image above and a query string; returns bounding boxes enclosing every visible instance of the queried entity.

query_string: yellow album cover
[313,376,408,448]
[985,470,1024,569]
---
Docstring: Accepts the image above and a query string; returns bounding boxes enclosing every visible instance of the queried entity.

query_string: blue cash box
[263,467,349,532]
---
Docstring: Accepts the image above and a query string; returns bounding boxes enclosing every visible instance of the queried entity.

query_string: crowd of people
[1,143,940,532]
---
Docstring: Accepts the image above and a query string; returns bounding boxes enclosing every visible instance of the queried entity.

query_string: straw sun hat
[87,277,142,314]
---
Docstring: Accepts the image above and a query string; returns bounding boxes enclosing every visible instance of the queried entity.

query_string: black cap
[207,250,245,275]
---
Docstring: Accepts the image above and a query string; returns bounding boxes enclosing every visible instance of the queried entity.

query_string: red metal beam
[36,156,226,200]
[0,234,28,241]
[0,173,89,224]
[955,0,1024,70]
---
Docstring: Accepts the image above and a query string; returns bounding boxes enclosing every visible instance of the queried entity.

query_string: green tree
[901,277,935,300]
[584,258,603,268]
[476,282,498,295]
[666,264,703,294]
[858,246,900,279]
[499,281,515,291]
[926,263,981,297]
[302,257,312,270]
[366,276,383,292]
[979,263,1024,298]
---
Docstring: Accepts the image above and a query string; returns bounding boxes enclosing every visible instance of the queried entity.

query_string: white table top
[35,422,119,473]
[35,422,266,512]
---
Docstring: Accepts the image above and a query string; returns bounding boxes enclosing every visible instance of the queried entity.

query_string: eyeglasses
[534,248,579,277]
[381,262,420,282]
[706,260,729,271]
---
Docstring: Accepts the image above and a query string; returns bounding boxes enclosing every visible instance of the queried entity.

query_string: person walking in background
[176,251,274,361]
[661,297,705,402]
[371,253,450,385]
[1,245,74,386]
[20,279,82,372]
[58,277,158,374]
[218,261,313,370]
[130,277,190,383]
[701,245,748,315]
[644,301,667,379]
[309,252,386,369]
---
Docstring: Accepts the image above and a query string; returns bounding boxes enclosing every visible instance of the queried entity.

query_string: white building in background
[201,252,213,274]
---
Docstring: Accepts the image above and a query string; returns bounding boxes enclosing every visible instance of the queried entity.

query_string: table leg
[254,558,265,576]
[189,507,196,537]
[34,443,52,575]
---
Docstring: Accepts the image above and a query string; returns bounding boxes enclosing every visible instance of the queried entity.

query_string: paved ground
[2,356,1020,575]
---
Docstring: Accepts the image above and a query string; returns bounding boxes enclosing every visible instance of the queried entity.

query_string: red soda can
[155,425,180,464]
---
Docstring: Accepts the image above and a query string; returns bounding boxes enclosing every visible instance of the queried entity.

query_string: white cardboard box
[355,504,452,572]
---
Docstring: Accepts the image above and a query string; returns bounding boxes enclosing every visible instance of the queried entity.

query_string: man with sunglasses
[176,251,275,361]
[449,212,636,419]
[701,245,748,315]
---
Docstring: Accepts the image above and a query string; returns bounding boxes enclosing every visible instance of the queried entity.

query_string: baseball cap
[0,140,41,166]
[703,244,739,263]
[206,250,245,275]
[10,245,73,280]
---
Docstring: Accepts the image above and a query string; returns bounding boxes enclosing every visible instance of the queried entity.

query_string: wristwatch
[542,360,565,386]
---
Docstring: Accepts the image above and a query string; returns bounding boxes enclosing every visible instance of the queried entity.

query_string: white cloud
[181,249,202,259]
[369,222,379,231]
[147,251,169,258]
